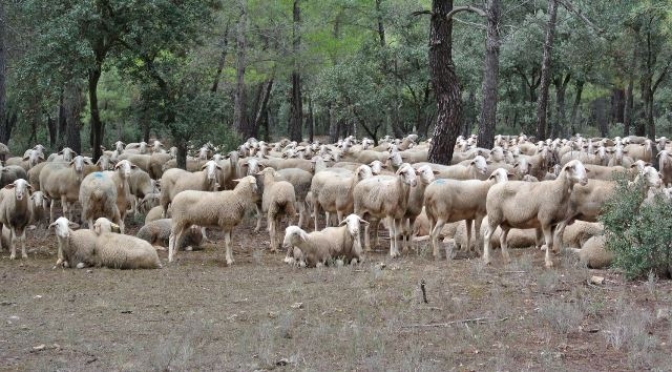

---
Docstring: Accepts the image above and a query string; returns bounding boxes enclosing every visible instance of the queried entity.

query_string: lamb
[424,168,511,259]
[483,160,589,268]
[78,171,122,232]
[401,165,437,250]
[657,150,672,187]
[48,217,97,268]
[0,179,33,260]
[160,160,222,217]
[561,221,603,250]
[168,176,259,264]
[136,219,203,250]
[569,235,612,269]
[91,217,162,269]
[353,163,417,258]
[282,214,368,267]
[255,167,297,252]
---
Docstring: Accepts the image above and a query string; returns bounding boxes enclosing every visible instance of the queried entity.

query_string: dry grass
[0,217,671,371]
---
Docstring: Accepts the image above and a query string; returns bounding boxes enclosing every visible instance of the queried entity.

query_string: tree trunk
[552,74,570,138]
[58,90,67,147]
[211,20,230,93]
[89,64,104,161]
[253,79,273,138]
[328,104,338,143]
[427,0,462,165]
[535,0,558,140]
[0,2,7,145]
[477,0,500,149]
[47,115,57,147]
[289,0,303,142]
[593,97,608,138]
[624,78,634,136]
[463,89,476,137]
[307,95,314,143]
[569,80,584,136]
[611,88,625,125]
[233,7,248,136]
[64,82,83,153]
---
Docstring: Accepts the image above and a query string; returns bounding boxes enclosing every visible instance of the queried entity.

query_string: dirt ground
[1,216,671,372]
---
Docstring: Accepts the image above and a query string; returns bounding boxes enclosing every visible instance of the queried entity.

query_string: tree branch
[556,0,603,34]
[411,10,432,17]
[445,5,486,21]
[652,57,672,94]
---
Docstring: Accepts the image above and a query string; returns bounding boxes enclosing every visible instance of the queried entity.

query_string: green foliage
[601,179,672,280]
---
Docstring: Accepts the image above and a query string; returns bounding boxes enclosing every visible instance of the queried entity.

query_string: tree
[477,0,501,149]
[535,0,558,140]
[0,2,8,144]
[233,3,249,137]
[289,0,303,142]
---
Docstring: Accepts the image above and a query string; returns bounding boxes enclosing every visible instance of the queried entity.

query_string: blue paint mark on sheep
[93,172,105,179]
[434,179,447,185]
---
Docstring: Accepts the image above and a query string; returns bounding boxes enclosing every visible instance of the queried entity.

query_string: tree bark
[253,79,273,138]
[611,88,625,125]
[289,0,303,142]
[552,73,570,138]
[477,0,500,149]
[535,0,558,140]
[427,0,462,165]
[569,80,584,136]
[89,64,104,161]
[0,2,7,145]
[64,82,83,154]
[624,78,634,136]
[211,20,230,93]
[233,7,248,136]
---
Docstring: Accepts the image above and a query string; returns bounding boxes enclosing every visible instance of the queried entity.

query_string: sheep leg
[254,204,263,233]
[535,228,544,249]
[363,223,372,251]
[313,202,320,231]
[552,221,567,253]
[373,218,381,248]
[430,218,446,260]
[224,229,234,265]
[473,215,484,256]
[465,219,473,255]
[49,198,55,223]
[483,222,498,265]
[168,226,185,263]
[19,229,27,259]
[389,217,400,258]
[500,227,511,264]
[8,228,15,260]
[542,225,554,268]
[268,213,277,252]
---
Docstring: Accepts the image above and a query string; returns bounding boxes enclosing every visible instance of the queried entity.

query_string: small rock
[32,344,46,351]
[33,295,42,299]
[9,315,20,321]
[20,325,29,330]
[589,276,604,285]
[268,311,278,319]
[291,302,304,310]
[656,308,670,321]
[120,310,133,314]
[86,270,93,273]
[276,358,290,366]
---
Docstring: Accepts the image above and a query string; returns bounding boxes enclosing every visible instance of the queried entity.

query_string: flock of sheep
[0,132,669,270]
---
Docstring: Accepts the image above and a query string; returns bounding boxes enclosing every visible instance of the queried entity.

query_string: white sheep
[136,218,203,250]
[424,168,511,259]
[256,167,297,252]
[353,163,417,258]
[29,190,49,226]
[145,205,168,224]
[569,235,612,269]
[0,179,33,260]
[168,176,260,264]
[40,156,98,222]
[79,171,122,232]
[282,214,369,267]
[401,164,437,250]
[160,160,222,217]
[483,160,589,268]
[48,217,97,268]
[91,217,162,269]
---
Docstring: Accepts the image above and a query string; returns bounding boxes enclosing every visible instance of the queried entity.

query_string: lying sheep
[128,167,158,216]
[282,214,368,267]
[424,168,511,259]
[256,168,297,252]
[138,192,160,215]
[48,217,97,268]
[145,205,168,224]
[91,218,162,269]
[168,176,260,264]
[561,221,603,251]
[136,219,203,250]
[483,160,589,268]
[569,235,612,269]
[0,179,33,260]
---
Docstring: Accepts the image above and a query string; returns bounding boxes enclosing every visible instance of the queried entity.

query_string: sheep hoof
[283,256,295,264]
[21,253,28,259]
[9,253,16,260]
[545,261,554,268]
[390,251,400,259]
[226,259,235,266]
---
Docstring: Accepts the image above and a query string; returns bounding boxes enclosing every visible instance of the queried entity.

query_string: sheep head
[488,168,510,183]
[339,214,369,237]
[93,217,120,235]
[561,160,588,186]
[513,157,530,176]
[283,225,309,248]
[637,166,663,188]
[470,156,488,175]
[355,165,373,181]
[388,151,403,167]
[30,191,49,209]
[202,160,223,186]
[368,161,386,175]
[415,165,436,185]
[396,163,417,187]
[5,179,32,201]
[114,160,136,184]
[232,175,258,195]
[49,217,79,239]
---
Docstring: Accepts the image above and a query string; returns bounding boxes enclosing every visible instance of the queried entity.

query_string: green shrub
[600,179,672,280]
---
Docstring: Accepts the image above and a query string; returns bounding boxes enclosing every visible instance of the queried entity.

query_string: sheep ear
[48,222,57,229]
[507,173,515,178]
[69,222,80,230]
[358,216,370,226]
[433,170,440,175]
[4,183,15,189]
[513,163,519,168]
[130,164,137,168]
[585,168,590,173]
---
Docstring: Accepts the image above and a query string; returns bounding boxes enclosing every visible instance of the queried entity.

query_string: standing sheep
[29,191,49,226]
[79,171,122,231]
[0,179,33,260]
[168,176,260,264]
[40,156,97,222]
[353,163,417,258]
[256,168,297,251]
[424,168,511,259]
[483,160,589,268]
[160,160,222,218]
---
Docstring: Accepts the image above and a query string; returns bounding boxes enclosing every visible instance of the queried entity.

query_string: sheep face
[5,179,32,201]
[59,147,76,161]
[114,141,125,153]
[30,191,49,210]
[49,217,73,239]
[562,160,589,186]
[202,160,223,184]
[388,151,403,167]
[93,217,120,235]
[396,163,418,186]
[244,158,262,176]
[114,160,136,182]
[514,157,530,175]
[356,165,374,181]
[70,155,89,179]
[639,166,663,188]
[97,155,112,170]
[415,165,436,185]
[470,156,488,175]
[339,214,369,236]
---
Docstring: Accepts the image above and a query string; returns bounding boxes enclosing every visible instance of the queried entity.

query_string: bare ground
[1,217,671,372]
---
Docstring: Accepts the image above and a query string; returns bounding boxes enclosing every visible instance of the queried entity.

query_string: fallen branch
[400,316,507,329]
